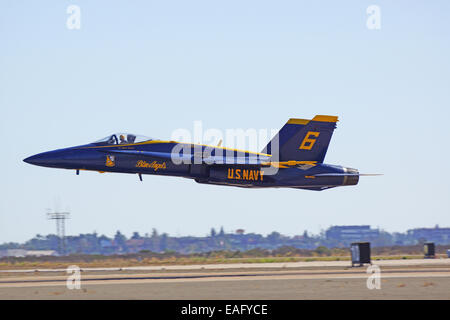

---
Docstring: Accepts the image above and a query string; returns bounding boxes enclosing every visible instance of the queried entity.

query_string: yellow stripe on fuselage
[82,140,270,157]
[261,160,317,168]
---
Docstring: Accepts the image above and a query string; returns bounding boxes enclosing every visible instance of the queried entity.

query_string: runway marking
[1,258,449,274]
[2,268,450,282]
[1,269,450,288]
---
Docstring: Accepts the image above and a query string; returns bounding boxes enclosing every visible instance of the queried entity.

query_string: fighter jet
[24,115,377,190]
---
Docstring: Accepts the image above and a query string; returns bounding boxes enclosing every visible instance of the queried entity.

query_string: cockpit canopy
[94,133,152,145]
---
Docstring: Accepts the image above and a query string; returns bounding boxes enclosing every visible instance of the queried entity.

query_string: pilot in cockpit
[119,134,128,144]
[107,135,116,144]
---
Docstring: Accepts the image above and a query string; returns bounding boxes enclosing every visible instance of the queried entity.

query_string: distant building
[326,225,380,243]
[24,250,56,257]
[100,239,113,248]
[0,249,27,258]
[126,239,145,252]
[0,249,56,258]
[407,226,450,244]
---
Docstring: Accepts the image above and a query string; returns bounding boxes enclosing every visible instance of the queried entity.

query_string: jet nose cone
[23,154,41,165]
[23,151,62,167]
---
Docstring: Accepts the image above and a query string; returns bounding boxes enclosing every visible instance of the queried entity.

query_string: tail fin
[262,115,338,163]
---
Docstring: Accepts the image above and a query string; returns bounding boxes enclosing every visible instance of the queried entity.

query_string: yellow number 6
[299,131,320,150]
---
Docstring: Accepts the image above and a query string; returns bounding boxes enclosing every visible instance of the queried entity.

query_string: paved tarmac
[1,259,449,299]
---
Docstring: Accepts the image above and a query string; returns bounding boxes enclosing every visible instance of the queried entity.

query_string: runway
[1,259,449,299]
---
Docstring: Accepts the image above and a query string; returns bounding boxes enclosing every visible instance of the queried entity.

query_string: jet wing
[311,173,382,177]
[203,155,270,165]
[311,173,359,177]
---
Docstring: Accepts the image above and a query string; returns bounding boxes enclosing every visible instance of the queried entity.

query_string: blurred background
[1,0,449,244]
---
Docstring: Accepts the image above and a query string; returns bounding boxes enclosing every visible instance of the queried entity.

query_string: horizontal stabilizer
[311,173,382,177]
[312,173,359,177]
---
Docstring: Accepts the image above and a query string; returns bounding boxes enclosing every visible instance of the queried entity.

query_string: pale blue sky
[1,1,449,243]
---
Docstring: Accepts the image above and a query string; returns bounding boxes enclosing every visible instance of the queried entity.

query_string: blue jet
[24,115,377,191]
